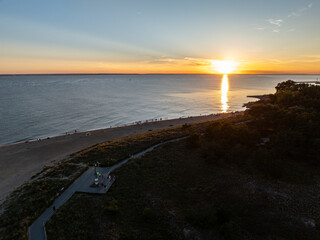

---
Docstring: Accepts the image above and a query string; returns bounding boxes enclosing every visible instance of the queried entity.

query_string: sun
[211,60,238,74]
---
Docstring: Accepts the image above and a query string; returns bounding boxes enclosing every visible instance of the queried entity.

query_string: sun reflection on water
[221,74,229,112]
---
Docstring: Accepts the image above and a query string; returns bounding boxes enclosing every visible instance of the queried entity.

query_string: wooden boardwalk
[28,137,186,240]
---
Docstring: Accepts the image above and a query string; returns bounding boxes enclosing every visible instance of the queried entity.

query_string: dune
[0,113,240,203]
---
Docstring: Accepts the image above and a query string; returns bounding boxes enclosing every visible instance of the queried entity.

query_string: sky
[0,0,319,74]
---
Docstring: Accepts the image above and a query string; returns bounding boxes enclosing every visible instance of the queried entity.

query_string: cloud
[147,58,178,64]
[267,19,283,27]
[147,57,211,67]
[265,19,283,33]
[288,3,312,18]
[256,3,313,33]
[183,57,211,66]
[265,56,320,64]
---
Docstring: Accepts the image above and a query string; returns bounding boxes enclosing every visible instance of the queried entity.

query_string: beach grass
[0,164,87,240]
[46,137,320,240]
[69,114,244,167]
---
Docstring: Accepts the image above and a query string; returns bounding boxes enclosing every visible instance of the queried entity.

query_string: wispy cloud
[147,57,179,65]
[147,57,211,67]
[264,55,320,64]
[255,3,313,33]
[288,3,312,18]
[267,19,283,27]
[183,57,211,66]
[265,19,283,33]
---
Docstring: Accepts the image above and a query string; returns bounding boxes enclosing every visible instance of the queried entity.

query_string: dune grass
[69,114,243,167]
[0,164,87,240]
[46,136,320,240]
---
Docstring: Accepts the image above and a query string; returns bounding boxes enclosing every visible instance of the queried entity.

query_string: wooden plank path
[28,137,186,240]
[28,167,114,240]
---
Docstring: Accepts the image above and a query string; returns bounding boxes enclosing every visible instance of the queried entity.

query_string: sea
[0,74,318,146]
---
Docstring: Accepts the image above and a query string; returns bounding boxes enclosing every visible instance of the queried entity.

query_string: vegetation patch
[47,136,320,239]
[70,115,244,167]
[0,163,86,240]
[0,179,69,240]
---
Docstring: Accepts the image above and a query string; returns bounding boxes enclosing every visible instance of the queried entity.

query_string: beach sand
[0,113,239,202]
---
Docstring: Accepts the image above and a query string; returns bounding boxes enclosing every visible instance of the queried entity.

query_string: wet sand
[0,113,239,202]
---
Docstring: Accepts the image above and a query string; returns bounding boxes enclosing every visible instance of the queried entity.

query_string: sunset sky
[0,0,319,74]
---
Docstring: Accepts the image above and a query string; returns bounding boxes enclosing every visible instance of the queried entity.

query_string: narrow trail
[28,136,186,240]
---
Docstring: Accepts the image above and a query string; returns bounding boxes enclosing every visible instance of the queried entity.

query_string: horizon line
[0,73,319,76]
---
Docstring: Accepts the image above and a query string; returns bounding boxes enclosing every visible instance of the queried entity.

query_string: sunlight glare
[212,60,238,74]
[221,74,229,112]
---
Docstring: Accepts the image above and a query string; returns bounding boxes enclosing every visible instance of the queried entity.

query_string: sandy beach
[0,113,239,203]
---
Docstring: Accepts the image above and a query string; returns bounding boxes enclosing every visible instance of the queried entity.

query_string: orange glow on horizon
[211,60,239,74]
[0,57,319,75]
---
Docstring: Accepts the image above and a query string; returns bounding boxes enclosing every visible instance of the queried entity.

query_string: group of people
[95,169,112,188]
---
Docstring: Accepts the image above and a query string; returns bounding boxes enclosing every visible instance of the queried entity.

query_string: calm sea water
[0,74,318,145]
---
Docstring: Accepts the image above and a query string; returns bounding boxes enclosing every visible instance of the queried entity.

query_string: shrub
[185,205,216,228]
[181,123,191,131]
[220,221,243,240]
[186,132,201,149]
[142,207,159,222]
[316,218,320,229]
[104,198,119,214]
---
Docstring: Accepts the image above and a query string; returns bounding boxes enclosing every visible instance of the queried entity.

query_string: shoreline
[1,113,237,148]
[0,112,242,203]
[247,94,271,100]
